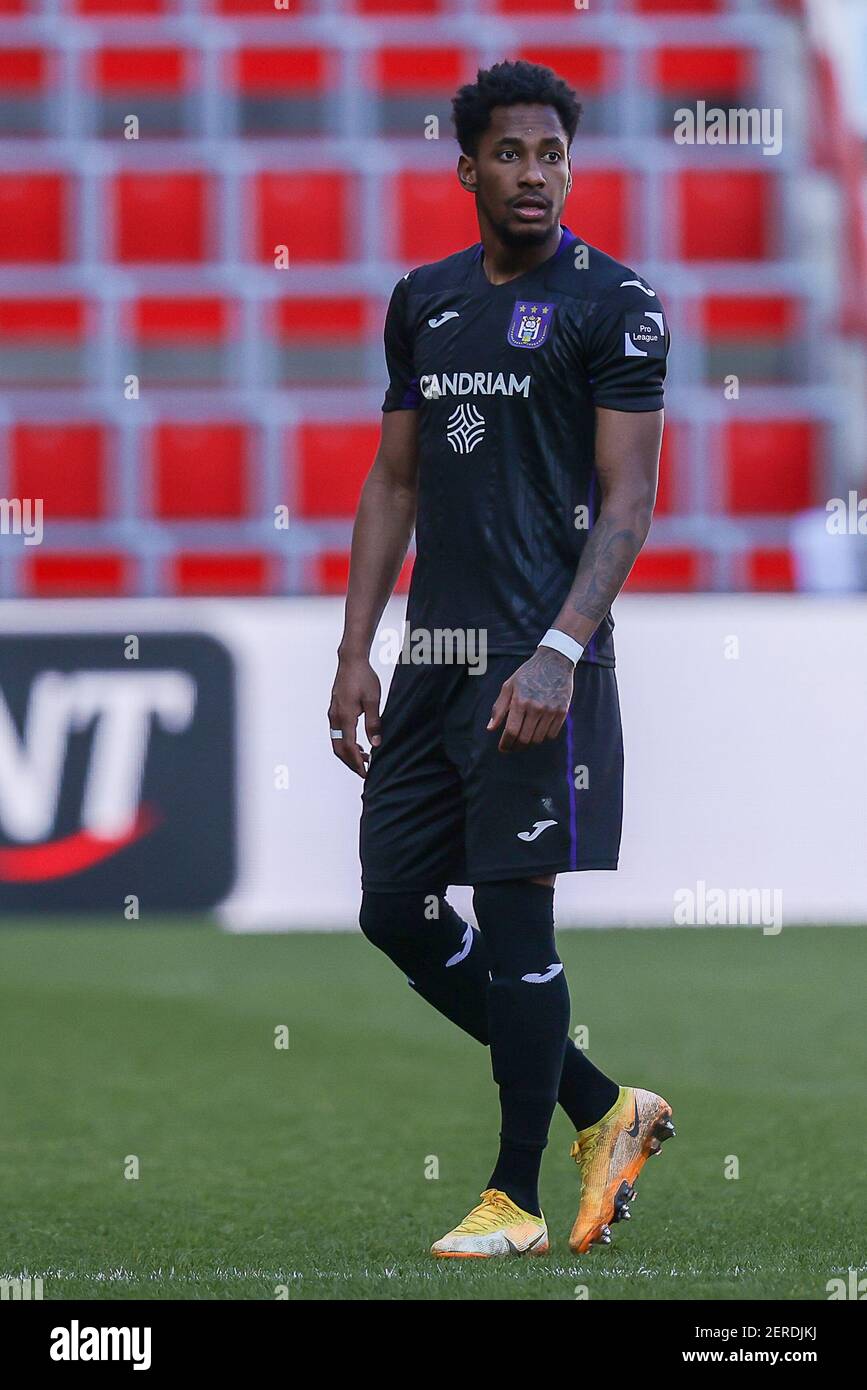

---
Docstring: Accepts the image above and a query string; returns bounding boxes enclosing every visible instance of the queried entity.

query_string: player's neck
[478,223,563,286]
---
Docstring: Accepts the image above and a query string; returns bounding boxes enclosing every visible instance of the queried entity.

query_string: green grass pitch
[0,920,863,1301]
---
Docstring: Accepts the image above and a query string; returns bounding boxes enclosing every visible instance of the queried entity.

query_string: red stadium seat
[170,552,277,596]
[0,1,28,13]
[353,0,442,12]
[23,552,133,598]
[271,295,371,386]
[655,422,680,516]
[296,422,380,519]
[74,0,172,12]
[152,423,250,519]
[369,47,466,137]
[494,0,593,11]
[252,171,350,264]
[701,293,803,383]
[11,423,108,519]
[90,46,196,138]
[212,0,301,13]
[676,171,774,261]
[653,46,755,94]
[723,420,820,514]
[315,549,413,596]
[0,172,68,263]
[518,47,619,135]
[567,171,630,261]
[649,46,757,138]
[746,548,796,592]
[396,171,480,264]
[0,297,90,387]
[233,48,335,137]
[632,0,724,12]
[374,48,464,93]
[518,45,613,94]
[112,171,211,263]
[127,296,238,386]
[0,48,52,136]
[624,548,708,591]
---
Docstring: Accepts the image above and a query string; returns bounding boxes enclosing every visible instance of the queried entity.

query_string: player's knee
[473,878,559,981]
[358,889,431,956]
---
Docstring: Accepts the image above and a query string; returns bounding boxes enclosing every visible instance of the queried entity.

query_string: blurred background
[0,0,864,926]
[0,0,863,599]
[0,0,865,1304]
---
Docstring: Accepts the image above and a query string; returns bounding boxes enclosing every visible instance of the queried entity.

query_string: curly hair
[452,59,582,157]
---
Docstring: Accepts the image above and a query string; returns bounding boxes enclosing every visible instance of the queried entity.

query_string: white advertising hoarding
[0,597,864,928]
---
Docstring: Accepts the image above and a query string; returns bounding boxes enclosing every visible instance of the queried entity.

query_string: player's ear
[565,160,573,194]
[457,155,476,192]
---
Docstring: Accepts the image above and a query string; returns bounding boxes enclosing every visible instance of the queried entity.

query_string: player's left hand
[486,647,574,752]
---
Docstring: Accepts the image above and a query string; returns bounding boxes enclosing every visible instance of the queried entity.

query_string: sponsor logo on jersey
[624,310,666,358]
[445,403,485,454]
[507,300,555,349]
[419,371,530,400]
[428,310,460,328]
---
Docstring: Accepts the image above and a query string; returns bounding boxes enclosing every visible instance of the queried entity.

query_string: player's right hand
[328,656,382,778]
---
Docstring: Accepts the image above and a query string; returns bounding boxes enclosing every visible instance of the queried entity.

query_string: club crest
[507,300,555,350]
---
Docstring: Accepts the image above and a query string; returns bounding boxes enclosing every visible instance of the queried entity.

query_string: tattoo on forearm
[568,517,643,626]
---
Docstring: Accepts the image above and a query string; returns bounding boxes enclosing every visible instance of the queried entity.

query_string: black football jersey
[381,224,669,663]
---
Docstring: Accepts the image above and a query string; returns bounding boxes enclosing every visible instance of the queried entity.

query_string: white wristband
[538,628,584,666]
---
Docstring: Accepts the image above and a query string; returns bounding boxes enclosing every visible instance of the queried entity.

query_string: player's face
[461,103,571,248]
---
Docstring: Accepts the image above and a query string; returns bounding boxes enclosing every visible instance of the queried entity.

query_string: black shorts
[359,653,624,892]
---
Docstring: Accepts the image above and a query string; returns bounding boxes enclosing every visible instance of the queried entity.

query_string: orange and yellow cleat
[569,1085,676,1254]
[431,1188,549,1258]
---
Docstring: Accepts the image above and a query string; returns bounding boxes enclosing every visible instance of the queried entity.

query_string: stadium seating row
[0,2,792,18]
[0,40,765,142]
[0,289,811,388]
[1,416,824,519]
[9,546,799,597]
[0,167,780,266]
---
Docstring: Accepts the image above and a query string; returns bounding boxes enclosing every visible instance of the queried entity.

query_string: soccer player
[328,60,675,1258]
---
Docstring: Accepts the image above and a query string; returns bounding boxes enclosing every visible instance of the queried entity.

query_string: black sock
[358,889,620,1151]
[473,880,571,1219]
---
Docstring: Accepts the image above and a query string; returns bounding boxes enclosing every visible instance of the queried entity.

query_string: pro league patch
[624,310,666,358]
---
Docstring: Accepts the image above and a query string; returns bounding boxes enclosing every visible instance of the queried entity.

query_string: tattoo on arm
[568,515,644,626]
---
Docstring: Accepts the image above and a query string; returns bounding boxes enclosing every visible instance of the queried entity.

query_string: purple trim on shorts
[565,710,578,871]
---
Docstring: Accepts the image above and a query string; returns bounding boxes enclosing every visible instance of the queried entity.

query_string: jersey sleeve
[381,273,421,412]
[582,281,669,412]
